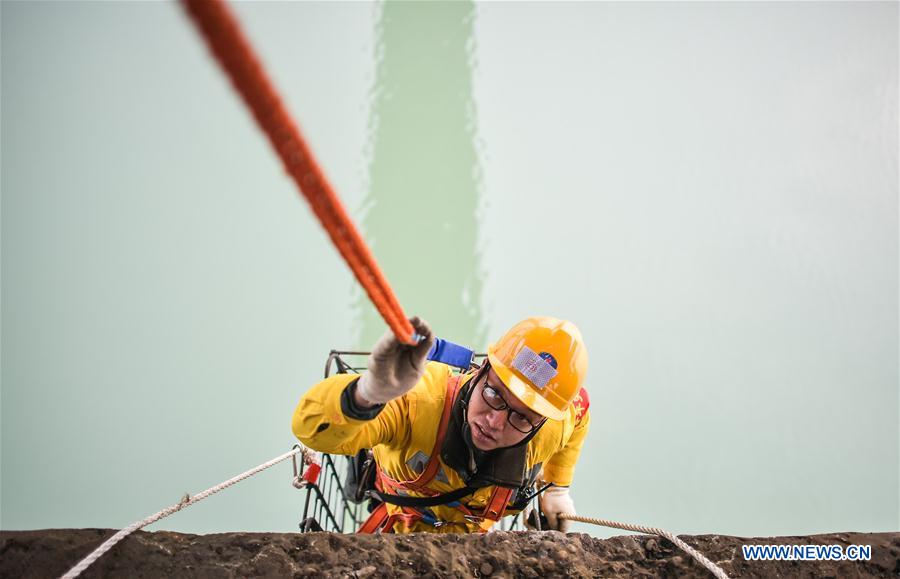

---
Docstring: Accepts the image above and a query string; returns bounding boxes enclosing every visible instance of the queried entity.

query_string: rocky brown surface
[1,529,898,578]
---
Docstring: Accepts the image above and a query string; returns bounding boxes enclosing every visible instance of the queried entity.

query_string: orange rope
[181,0,416,345]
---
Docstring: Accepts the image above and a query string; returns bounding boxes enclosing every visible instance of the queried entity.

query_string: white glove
[356,317,435,405]
[540,486,576,532]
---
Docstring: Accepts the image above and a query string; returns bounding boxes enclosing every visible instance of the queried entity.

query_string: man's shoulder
[413,361,454,392]
[529,399,587,453]
[404,362,455,407]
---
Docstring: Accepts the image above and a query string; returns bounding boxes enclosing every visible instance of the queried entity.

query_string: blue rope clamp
[425,337,475,371]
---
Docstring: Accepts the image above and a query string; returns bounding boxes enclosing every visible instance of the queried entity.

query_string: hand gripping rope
[180,0,417,345]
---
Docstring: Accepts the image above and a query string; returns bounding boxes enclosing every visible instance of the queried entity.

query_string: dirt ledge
[1,529,898,578]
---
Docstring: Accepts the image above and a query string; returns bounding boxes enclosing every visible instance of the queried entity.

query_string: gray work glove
[541,485,575,532]
[355,317,435,405]
[525,485,576,532]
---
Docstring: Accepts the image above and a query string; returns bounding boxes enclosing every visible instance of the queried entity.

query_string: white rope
[61,447,306,579]
[559,514,730,579]
[59,448,728,579]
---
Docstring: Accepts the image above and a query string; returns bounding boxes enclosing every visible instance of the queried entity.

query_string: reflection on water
[356,0,485,351]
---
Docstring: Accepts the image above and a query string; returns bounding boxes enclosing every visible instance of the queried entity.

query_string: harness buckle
[291,446,305,488]
[291,444,321,488]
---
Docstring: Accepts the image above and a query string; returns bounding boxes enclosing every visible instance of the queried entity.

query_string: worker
[292,316,590,533]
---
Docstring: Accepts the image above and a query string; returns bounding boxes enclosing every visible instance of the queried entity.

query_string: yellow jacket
[292,362,590,533]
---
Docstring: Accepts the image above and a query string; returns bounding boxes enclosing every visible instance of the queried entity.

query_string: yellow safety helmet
[486,317,588,421]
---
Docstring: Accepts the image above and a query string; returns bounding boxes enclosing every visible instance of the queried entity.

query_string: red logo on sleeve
[572,387,590,422]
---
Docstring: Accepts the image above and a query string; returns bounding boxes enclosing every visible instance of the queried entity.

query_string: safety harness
[357,375,518,533]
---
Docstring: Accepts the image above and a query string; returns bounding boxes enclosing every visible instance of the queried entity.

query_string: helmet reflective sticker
[539,351,558,369]
[512,345,559,389]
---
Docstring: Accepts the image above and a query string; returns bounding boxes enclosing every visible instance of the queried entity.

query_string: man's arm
[352,380,381,410]
[292,316,434,455]
[534,404,591,532]
[542,405,591,486]
[291,373,404,456]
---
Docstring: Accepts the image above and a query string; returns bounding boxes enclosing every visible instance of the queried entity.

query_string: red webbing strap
[381,511,421,533]
[358,502,424,534]
[370,375,461,497]
[359,375,464,533]
[181,0,416,345]
[357,502,390,534]
[360,374,516,532]
[481,486,514,522]
[397,375,461,492]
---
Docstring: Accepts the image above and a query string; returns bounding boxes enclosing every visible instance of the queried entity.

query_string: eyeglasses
[479,379,544,434]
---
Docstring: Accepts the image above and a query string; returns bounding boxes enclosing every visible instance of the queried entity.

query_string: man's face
[466,366,545,451]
